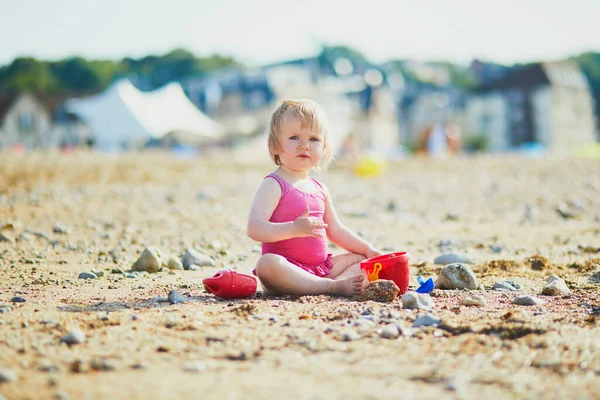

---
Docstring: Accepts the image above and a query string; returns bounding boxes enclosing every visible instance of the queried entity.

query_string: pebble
[434,253,473,265]
[0,306,11,313]
[182,361,207,372]
[379,325,400,339]
[491,245,503,253]
[413,314,441,327]
[360,280,399,302]
[0,368,17,383]
[513,295,545,306]
[90,358,116,371]
[542,275,570,296]
[461,295,486,307]
[168,290,187,304]
[165,255,184,270]
[78,272,97,280]
[39,359,59,373]
[53,224,69,234]
[91,269,105,278]
[181,248,215,269]
[401,292,434,310]
[60,329,86,345]
[0,233,14,243]
[493,280,521,291]
[132,247,162,273]
[340,330,361,341]
[588,271,600,285]
[11,296,27,303]
[435,263,479,290]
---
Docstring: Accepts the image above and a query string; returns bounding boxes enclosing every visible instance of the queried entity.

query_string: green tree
[0,57,59,93]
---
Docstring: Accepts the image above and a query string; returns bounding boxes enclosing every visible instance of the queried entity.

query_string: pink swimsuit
[261,173,333,277]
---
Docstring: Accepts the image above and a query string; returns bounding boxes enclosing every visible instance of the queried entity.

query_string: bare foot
[332,275,364,297]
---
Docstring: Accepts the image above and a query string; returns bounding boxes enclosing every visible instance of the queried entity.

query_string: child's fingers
[300,206,310,218]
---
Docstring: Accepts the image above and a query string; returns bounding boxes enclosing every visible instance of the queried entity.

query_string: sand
[1,151,600,400]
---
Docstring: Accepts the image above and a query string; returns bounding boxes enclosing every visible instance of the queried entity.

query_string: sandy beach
[1,151,600,400]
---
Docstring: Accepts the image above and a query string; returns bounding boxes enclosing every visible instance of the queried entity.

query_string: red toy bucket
[202,269,257,299]
[360,252,410,295]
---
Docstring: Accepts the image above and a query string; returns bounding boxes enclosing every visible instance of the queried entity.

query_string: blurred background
[1,0,600,160]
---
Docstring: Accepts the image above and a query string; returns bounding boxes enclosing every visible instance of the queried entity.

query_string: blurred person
[247,99,382,296]
[446,122,462,154]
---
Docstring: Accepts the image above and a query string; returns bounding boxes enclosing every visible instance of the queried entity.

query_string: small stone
[69,359,88,373]
[90,358,116,371]
[60,329,86,345]
[491,245,503,253]
[413,314,441,327]
[132,247,163,273]
[168,290,187,304]
[0,306,11,313]
[53,225,69,234]
[360,280,399,302]
[402,292,434,310]
[379,325,400,339]
[182,361,207,372]
[165,255,184,271]
[11,296,27,303]
[513,295,545,306]
[588,271,600,285]
[188,265,201,271]
[0,368,17,383]
[181,248,215,269]
[542,275,570,296]
[0,233,14,244]
[461,295,486,307]
[91,269,104,278]
[435,263,478,290]
[434,253,473,265]
[340,330,361,341]
[39,359,59,373]
[78,272,97,280]
[493,281,520,291]
[209,240,225,251]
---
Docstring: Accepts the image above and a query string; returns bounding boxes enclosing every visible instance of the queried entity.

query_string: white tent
[65,79,227,150]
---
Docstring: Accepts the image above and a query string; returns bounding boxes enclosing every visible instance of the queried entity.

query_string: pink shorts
[253,253,333,278]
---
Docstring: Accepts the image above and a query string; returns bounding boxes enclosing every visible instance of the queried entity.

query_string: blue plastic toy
[416,276,434,294]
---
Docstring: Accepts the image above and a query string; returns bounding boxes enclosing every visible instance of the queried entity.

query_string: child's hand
[294,206,328,237]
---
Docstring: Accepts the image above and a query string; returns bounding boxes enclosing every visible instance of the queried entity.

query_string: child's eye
[289,136,298,140]
[310,138,320,142]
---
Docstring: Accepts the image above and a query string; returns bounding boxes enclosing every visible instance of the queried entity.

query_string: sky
[1,0,600,67]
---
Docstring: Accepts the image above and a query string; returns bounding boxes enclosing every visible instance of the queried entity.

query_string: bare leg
[328,253,369,289]
[255,254,363,297]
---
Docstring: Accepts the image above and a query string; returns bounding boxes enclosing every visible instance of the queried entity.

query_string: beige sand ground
[1,152,600,400]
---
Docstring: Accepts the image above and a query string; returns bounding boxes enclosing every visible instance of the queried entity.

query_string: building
[464,62,597,152]
[0,92,56,149]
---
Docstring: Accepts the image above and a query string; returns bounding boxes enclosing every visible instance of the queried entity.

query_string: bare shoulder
[252,176,282,204]
[316,179,332,199]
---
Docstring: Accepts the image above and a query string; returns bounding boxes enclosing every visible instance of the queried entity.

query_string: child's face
[275,115,325,173]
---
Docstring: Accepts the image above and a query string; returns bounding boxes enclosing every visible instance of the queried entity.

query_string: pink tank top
[261,173,328,266]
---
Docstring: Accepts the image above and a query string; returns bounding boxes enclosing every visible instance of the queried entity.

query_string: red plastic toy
[360,252,410,295]
[202,269,257,299]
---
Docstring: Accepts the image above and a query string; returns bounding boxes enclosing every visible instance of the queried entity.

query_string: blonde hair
[267,99,333,171]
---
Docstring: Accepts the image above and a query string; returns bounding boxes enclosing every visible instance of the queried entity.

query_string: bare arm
[247,177,328,243]
[323,184,382,258]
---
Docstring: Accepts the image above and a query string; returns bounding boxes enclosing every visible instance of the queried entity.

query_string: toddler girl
[247,99,382,296]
